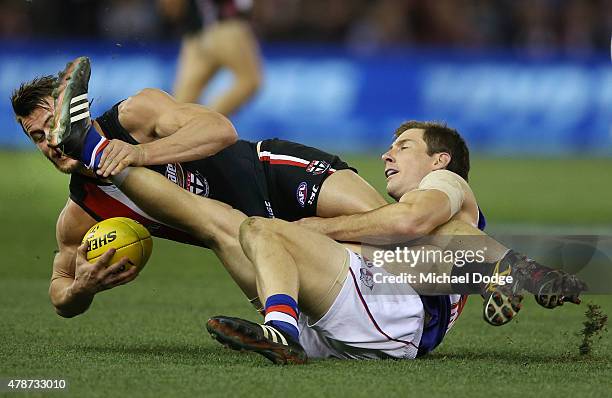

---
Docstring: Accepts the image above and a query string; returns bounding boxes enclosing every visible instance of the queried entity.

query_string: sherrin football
[82,217,153,271]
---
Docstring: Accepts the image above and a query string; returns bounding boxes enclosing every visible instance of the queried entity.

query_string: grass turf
[1,151,610,397]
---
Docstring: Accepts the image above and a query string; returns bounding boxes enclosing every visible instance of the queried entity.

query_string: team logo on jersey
[296,182,308,207]
[355,253,374,268]
[306,160,330,176]
[165,164,209,197]
[360,268,374,290]
[185,170,209,197]
[307,185,319,206]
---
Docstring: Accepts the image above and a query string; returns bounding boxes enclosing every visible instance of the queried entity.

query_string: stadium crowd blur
[1,0,609,56]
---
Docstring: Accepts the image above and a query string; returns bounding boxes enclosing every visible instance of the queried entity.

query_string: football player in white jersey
[203,122,586,363]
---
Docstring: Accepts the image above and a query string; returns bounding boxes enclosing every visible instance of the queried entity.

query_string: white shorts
[298,250,426,359]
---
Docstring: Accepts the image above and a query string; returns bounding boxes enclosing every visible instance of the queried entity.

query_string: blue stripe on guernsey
[418,207,486,356]
[264,294,300,341]
[477,207,487,231]
[81,124,107,170]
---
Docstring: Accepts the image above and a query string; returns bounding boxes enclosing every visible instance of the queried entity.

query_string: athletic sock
[450,252,512,295]
[81,124,108,170]
[263,294,300,341]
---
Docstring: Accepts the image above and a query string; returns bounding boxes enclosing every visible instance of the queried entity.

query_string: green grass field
[1,151,610,397]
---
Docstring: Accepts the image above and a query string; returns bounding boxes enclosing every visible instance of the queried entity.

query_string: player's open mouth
[385,169,399,179]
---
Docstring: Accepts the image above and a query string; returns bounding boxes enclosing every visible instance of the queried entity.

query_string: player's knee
[238,216,272,247]
[236,74,261,96]
[249,74,262,93]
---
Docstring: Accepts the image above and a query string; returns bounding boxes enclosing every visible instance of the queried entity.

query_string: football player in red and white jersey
[11,57,384,318]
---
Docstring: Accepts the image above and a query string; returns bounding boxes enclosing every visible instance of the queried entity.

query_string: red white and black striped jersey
[68,102,271,246]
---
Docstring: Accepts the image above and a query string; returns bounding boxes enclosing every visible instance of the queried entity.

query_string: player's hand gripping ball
[82,217,153,271]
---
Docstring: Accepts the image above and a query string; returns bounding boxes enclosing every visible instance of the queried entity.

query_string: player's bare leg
[174,20,262,115]
[207,217,350,364]
[238,218,348,319]
[203,20,262,115]
[113,167,258,300]
[316,169,388,217]
[173,33,219,104]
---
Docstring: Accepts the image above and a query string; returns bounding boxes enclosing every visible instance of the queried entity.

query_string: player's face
[382,129,438,200]
[18,98,81,174]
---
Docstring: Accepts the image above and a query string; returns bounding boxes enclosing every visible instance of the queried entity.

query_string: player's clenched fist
[73,242,139,295]
[97,139,146,178]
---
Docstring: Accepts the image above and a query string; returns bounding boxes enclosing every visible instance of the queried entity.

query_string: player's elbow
[49,289,86,318]
[220,124,238,147]
[54,307,77,318]
[52,300,84,318]
[213,112,239,144]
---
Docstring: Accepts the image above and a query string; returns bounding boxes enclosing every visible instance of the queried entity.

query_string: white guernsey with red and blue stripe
[297,250,468,360]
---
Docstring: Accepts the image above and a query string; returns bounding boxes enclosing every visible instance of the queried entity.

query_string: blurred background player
[158,0,261,115]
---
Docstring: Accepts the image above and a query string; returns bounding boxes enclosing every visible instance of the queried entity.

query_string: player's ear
[432,152,451,170]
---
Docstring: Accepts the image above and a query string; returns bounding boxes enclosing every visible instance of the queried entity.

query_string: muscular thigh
[258,139,386,220]
[317,170,388,217]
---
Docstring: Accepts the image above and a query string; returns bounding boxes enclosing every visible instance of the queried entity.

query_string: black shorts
[257,139,357,221]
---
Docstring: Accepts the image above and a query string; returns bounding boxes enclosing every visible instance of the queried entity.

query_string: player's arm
[97,88,238,177]
[298,170,464,244]
[49,200,137,318]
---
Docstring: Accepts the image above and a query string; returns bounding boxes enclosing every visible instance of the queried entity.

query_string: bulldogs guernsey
[416,209,486,356]
[69,102,272,246]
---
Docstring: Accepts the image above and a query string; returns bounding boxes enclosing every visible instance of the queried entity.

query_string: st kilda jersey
[68,102,271,246]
